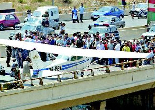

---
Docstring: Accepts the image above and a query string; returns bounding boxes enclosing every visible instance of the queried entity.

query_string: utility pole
[52,0,54,6]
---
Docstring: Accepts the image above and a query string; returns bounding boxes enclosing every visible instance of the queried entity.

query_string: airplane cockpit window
[71,56,76,61]
[77,56,83,60]
[57,55,69,61]
[71,56,83,61]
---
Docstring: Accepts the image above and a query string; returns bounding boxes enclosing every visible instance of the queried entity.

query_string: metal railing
[0,57,154,92]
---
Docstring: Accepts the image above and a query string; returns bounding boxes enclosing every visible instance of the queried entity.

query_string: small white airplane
[0,39,153,78]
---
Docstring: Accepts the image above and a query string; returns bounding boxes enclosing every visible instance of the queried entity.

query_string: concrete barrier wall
[0,65,155,110]
[0,2,12,10]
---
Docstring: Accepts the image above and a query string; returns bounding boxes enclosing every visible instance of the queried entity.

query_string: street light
[52,0,54,6]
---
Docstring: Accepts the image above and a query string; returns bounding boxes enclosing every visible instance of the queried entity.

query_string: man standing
[60,23,65,35]
[6,46,12,67]
[72,6,79,23]
[27,10,31,21]
[122,42,130,52]
[6,37,12,67]
[108,40,114,65]
[42,17,49,36]
[122,42,130,67]
[114,40,121,64]
[79,3,85,23]
[122,0,126,10]
[131,2,136,19]
[96,40,105,65]
[21,57,34,86]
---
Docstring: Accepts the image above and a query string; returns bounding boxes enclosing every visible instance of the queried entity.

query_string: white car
[11,22,55,38]
[141,24,155,40]
[88,16,125,29]
[24,17,60,30]
[89,25,119,39]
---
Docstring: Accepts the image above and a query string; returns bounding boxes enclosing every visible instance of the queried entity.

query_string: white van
[24,6,60,29]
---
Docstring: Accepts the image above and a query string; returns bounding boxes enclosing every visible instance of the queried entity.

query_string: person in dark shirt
[42,11,49,17]
[6,45,12,67]
[50,36,56,45]
[122,0,126,10]
[42,17,49,36]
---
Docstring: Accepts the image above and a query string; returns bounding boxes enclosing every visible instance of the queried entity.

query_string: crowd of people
[7,27,155,70]
[4,24,155,86]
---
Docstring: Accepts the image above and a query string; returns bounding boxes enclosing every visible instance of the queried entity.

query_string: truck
[24,6,60,30]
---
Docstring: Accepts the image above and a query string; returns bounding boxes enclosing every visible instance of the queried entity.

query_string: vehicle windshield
[97,7,111,12]
[21,24,36,31]
[149,25,155,32]
[33,11,42,17]
[136,3,147,9]
[56,55,70,61]
[27,17,41,23]
[96,16,111,22]
[0,14,5,20]
[89,27,107,34]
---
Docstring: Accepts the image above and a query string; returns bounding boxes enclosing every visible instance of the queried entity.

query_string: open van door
[48,6,59,22]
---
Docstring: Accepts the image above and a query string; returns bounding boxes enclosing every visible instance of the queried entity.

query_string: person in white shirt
[114,40,121,64]
[21,57,34,86]
[96,40,105,50]
[72,6,79,23]
[27,10,31,21]
[79,3,85,23]
[96,40,105,65]
[131,2,136,19]
[60,23,65,35]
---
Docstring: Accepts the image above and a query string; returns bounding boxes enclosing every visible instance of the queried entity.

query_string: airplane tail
[29,50,45,70]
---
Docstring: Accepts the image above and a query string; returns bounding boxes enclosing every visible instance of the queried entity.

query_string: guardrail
[0,57,154,92]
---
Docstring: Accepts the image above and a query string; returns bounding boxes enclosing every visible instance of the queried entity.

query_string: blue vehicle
[91,6,124,21]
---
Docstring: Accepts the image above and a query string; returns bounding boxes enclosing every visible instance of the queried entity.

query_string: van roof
[37,6,58,10]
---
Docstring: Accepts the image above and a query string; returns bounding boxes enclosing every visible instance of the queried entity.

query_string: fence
[0,57,154,92]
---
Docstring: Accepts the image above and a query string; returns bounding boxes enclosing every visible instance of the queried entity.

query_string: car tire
[120,15,124,19]
[53,27,56,30]
[0,24,4,31]
[13,23,19,30]
[121,25,125,28]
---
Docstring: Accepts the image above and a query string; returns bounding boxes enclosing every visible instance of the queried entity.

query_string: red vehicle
[0,13,20,30]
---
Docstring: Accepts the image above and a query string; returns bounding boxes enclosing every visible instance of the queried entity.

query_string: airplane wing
[0,39,153,58]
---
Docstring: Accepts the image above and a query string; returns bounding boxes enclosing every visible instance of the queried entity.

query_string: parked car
[88,16,125,29]
[11,22,55,37]
[91,6,124,21]
[0,13,20,30]
[129,3,147,17]
[141,24,155,40]
[89,25,119,39]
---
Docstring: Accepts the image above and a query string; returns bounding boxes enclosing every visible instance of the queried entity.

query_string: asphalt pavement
[56,15,147,34]
[0,16,147,40]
